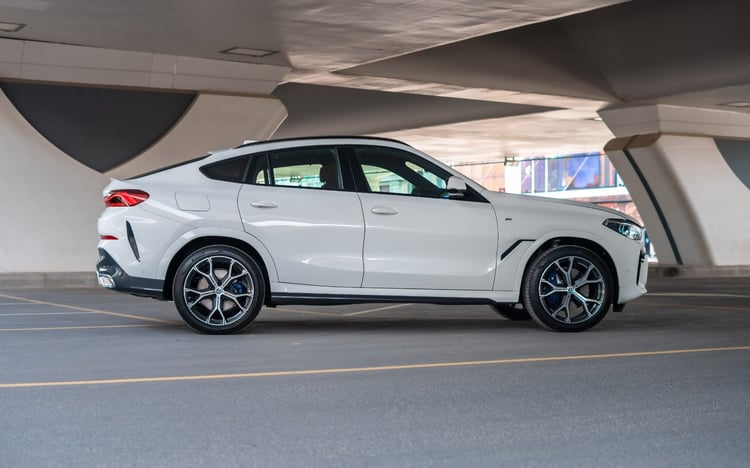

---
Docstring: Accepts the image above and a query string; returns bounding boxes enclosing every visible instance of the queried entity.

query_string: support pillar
[601,104,750,266]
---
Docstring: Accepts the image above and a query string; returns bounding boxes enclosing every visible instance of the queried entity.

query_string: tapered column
[601,105,750,266]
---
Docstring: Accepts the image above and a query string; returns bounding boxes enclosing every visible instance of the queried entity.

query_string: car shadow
[249,316,540,334]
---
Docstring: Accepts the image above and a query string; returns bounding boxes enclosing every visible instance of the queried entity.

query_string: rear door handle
[250,201,278,209]
[371,206,398,215]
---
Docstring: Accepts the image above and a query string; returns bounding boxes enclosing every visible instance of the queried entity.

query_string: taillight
[104,189,149,207]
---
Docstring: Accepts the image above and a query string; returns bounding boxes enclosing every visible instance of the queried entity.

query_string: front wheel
[522,246,613,332]
[173,245,265,334]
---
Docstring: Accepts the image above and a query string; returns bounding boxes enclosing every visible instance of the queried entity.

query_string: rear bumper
[96,249,165,299]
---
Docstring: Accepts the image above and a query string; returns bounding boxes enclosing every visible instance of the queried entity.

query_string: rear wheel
[490,304,531,321]
[522,246,613,332]
[173,245,264,334]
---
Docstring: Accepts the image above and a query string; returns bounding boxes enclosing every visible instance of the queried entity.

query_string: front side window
[353,146,449,198]
[250,147,342,190]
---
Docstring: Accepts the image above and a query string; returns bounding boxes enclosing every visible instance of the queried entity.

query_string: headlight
[603,218,643,241]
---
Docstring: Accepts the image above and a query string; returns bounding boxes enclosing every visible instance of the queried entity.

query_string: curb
[648,264,750,278]
[0,272,98,289]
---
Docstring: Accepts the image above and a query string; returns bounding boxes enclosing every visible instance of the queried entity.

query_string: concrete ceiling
[272,83,558,139]
[0,0,747,163]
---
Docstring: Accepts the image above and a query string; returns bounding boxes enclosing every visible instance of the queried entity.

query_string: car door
[238,146,364,287]
[350,145,498,291]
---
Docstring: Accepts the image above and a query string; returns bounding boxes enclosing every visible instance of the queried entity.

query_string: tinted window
[265,147,342,190]
[353,146,449,198]
[200,156,250,183]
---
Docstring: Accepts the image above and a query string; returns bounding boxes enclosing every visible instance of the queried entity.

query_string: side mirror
[445,176,467,198]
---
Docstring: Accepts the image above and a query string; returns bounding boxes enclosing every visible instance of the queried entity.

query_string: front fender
[495,229,616,297]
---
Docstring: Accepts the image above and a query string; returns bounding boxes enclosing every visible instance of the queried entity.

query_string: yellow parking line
[1,345,747,389]
[273,304,412,318]
[0,293,172,323]
[272,307,344,317]
[343,303,412,316]
[0,312,93,317]
[0,324,168,332]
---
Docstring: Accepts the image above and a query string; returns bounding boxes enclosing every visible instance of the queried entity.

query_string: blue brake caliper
[229,280,247,295]
[546,270,563,308]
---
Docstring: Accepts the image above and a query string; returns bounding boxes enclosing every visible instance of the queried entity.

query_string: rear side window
[200,156,250,183]
[249,146,343,190]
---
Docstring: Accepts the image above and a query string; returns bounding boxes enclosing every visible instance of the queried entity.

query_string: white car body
[97,136,647,333]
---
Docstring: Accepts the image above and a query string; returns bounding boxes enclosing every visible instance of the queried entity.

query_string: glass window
[361,164,413,194]
[353,146,449,198]
[200,156,250,183]
[248,147,342,190]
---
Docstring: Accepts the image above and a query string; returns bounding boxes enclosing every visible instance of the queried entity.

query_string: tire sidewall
[173,245,265,334]
[522,245,613,332]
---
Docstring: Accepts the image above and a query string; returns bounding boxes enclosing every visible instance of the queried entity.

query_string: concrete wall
[0,89,286,273]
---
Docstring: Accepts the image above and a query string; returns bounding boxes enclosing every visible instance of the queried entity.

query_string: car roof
[200,135,415,164]
[232,135,411,150]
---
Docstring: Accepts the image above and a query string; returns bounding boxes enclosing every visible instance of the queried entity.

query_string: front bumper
[96,249,165,299]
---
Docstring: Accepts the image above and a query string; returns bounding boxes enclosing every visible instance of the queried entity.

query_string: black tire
[522,245,613,332]
[173,245,264,334]
[490,303,531,321]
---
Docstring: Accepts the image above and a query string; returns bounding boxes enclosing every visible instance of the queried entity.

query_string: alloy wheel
[537,255,606,325]
[182,255,255,327]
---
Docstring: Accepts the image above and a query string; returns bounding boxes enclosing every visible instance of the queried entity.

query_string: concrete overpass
[0,0,748,277]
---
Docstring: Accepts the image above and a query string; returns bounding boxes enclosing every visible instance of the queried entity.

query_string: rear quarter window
[200,156,251,183]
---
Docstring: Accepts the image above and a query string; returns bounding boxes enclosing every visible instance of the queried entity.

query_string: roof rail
[233,135,410,149]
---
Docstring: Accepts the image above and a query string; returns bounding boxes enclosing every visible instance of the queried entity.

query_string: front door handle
[371,206,398,215]
[251,201,278,209]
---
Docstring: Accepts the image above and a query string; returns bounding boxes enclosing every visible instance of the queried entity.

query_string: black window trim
[198,144,489,203]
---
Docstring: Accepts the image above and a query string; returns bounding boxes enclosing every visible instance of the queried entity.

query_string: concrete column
[0,90,286,274]
[601,104,750,266]
[0,39,290,277]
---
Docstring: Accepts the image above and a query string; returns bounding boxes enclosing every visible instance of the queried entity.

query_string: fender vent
[126,221,141,262]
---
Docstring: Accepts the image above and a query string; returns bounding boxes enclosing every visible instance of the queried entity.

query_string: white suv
[97,136,647,333]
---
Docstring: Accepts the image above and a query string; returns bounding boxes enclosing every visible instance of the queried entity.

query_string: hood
[480,190,641,226]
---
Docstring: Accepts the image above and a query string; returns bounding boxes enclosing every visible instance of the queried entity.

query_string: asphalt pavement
[1,276,749,467]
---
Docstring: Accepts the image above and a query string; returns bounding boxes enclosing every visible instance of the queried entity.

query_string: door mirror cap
[446,176,467,198]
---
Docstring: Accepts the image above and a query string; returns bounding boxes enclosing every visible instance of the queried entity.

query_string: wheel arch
[162,236,272,305]
[520,237,620,306]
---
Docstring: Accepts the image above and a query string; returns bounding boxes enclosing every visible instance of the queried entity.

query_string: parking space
[1,276,749,466]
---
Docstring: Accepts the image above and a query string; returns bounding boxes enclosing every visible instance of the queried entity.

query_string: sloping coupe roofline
[233,135,411,150]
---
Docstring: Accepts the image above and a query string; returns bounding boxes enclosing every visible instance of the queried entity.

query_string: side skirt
[271,292,498,306]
